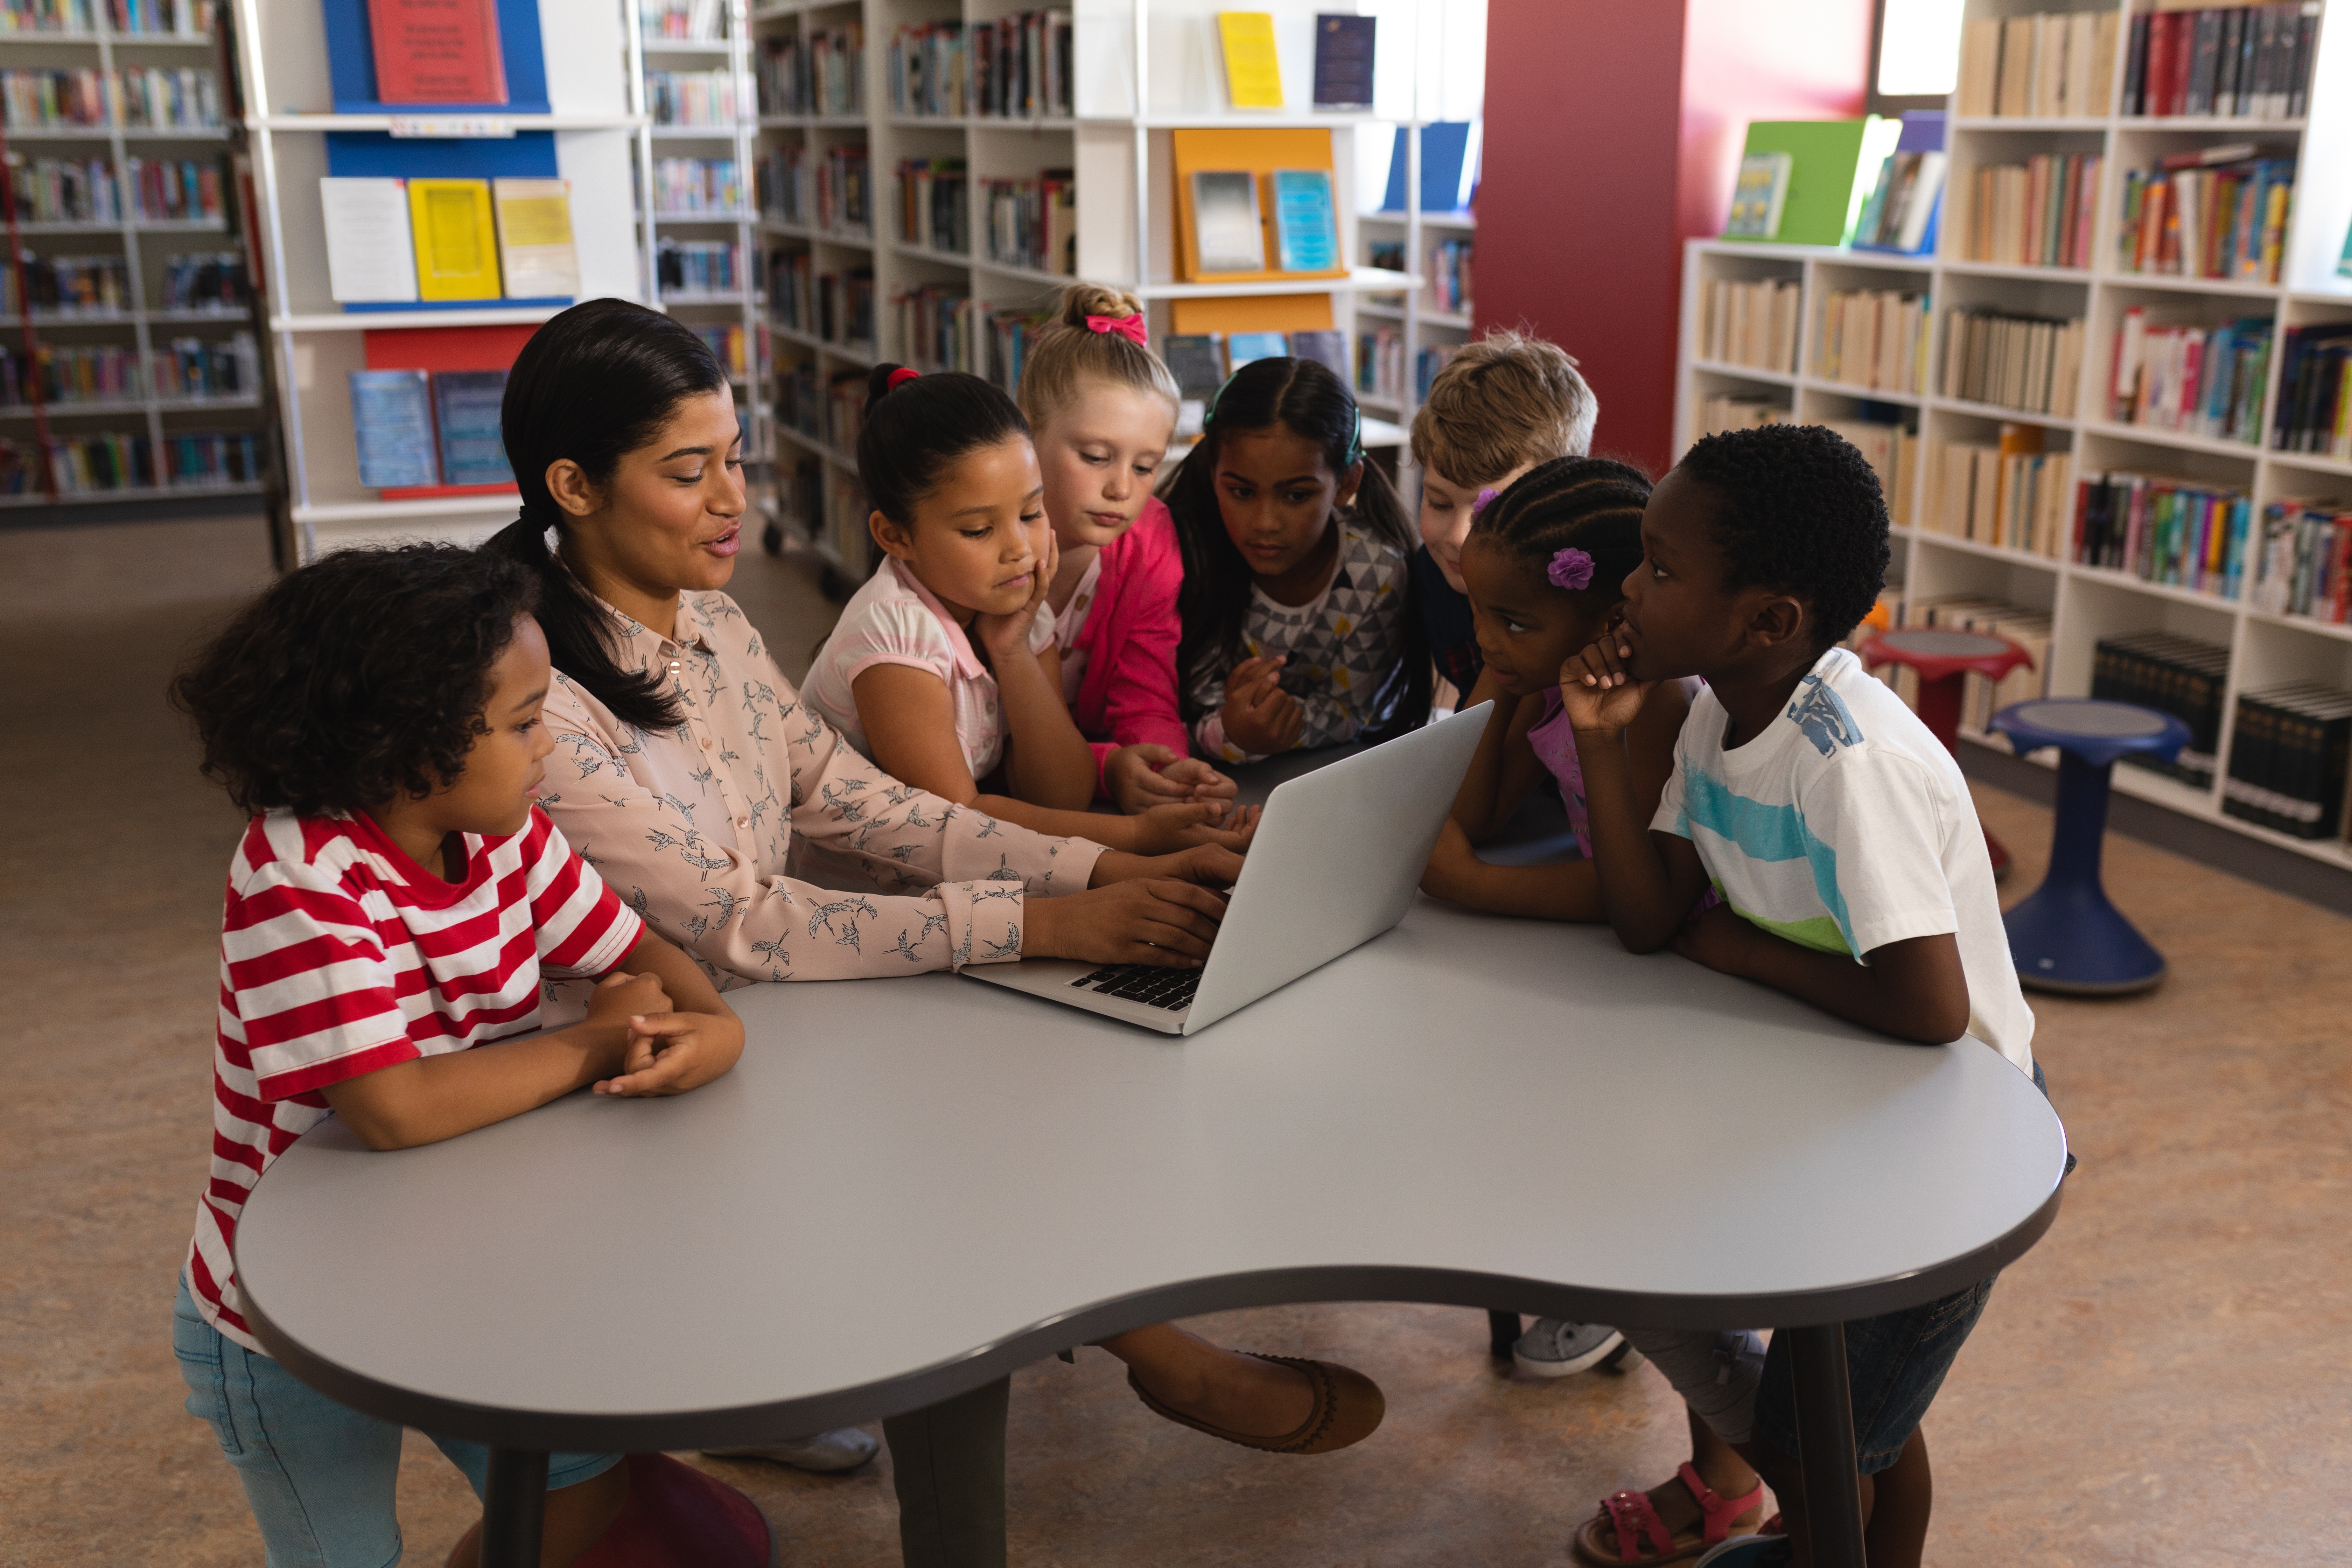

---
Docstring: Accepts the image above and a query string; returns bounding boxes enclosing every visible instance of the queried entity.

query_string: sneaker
[701,1427,878,1474]
[1694,1535,1792,1566]
[1511,1318,1629,1378]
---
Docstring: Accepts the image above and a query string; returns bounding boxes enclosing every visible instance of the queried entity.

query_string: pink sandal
[1572,1462,1766,1566]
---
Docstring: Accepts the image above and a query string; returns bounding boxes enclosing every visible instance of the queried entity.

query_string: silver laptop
[963,703,1493,1035]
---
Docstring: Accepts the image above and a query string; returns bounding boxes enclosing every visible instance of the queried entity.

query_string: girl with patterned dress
[1164,356,1430,762]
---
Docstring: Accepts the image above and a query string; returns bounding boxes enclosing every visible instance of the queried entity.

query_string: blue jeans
[172,1275,621,1568]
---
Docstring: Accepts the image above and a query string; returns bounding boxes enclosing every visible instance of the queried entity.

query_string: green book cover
[1732,118,1900,246]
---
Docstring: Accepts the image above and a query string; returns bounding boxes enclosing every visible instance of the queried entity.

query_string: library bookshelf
[227,0,656,561]
[1673,0,2352,875]
[1356,201,1471,455]
[749,0,1438,582]
[0,3,267,510]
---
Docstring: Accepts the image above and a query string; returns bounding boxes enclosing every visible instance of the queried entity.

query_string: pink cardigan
[1069,497,1192,794]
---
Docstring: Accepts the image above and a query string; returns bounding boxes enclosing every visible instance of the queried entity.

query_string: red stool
[1859,627,2035,880]
[574,1454,773,1568]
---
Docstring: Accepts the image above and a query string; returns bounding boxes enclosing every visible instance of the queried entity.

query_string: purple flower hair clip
[1471,487,1502,516]
[1547,547,1596,592]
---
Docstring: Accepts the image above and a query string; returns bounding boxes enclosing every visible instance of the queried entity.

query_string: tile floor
[2,518,2345,1568]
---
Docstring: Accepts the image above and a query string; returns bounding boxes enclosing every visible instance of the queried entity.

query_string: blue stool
[1990,698,2193,996]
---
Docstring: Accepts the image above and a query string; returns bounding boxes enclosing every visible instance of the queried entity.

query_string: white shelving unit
[750,0,1443,582]
[1672,0,2352,874]
[0,4,266,507]
[229,0,650,559]
[639,0,768,472]
[1357,193,1471,449]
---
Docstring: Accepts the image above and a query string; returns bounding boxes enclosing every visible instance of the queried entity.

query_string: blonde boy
[1409,331,1598,699]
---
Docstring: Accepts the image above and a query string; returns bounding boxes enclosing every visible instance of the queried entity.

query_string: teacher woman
[488,301,1384,1566]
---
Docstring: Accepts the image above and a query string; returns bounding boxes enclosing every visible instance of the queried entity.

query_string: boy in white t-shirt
[1558,425,2044,1568]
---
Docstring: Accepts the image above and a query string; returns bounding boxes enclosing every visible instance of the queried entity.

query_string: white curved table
[237,883,2065,1568]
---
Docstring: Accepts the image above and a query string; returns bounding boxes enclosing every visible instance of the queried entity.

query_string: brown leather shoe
[1127,1354,1385,1454]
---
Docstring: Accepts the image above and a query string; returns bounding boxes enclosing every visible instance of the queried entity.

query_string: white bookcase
[750,0,1449,581]
[229,0,650,559]
[1356,201,1472,441]
[0,4,266,507]
[1673,0,2352,874]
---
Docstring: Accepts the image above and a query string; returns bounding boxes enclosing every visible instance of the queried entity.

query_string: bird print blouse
[535,588,1104,1012]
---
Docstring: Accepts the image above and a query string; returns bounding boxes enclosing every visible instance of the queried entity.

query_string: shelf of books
[1356,117,1473,489]
[1675,0,2352,873]
[748,0,1452,578]
[0,0,268,507]
[228,0,670,560]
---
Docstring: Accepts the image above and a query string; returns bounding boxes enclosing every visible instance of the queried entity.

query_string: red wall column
[1476,0,1871,475]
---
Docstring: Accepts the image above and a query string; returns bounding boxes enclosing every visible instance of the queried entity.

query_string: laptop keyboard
[1071,964,1201,1011]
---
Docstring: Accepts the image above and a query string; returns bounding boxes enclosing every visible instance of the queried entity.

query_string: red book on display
[369,0,508,105]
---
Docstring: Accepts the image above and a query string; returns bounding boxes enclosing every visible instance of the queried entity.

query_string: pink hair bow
[1471,487,1501,516]
[1548,547,1596,592]
[1086,313,1149,346]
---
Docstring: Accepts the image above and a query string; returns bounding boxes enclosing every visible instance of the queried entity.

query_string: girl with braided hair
[1419,454,1695,923]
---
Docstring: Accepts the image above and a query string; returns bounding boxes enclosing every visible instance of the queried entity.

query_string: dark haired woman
[484,303,1382,1560]
[1165,355,1430,761]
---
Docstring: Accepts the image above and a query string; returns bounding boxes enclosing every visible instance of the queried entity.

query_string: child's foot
[1513,1317,1630,1377]
[1128,1350,1385,1454]
[1573,1462,1764,1566]
[701,1426,878,1473]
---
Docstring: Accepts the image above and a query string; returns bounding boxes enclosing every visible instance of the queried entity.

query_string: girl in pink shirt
[1014,283,1237,812]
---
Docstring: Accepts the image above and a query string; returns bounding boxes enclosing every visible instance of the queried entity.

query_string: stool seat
[1990,698,2190,997]
[1989,696,2191,768]
[572,1454,772,1568]
[1861,627,2036,685]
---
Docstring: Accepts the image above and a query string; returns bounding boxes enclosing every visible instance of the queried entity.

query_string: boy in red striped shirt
[168,544,743,1568]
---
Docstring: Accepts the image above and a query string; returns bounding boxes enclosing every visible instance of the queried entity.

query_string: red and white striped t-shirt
[186,806,642,1352]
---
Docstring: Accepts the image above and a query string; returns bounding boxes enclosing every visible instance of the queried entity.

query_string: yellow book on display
[1216,13,1284,109]
[407,178,500,302]
[492,177,580,299]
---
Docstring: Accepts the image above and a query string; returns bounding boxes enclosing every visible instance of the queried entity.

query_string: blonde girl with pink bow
[1012,284,1243,812]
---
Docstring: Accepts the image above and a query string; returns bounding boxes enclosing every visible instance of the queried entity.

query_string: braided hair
[1468,455,1654,612]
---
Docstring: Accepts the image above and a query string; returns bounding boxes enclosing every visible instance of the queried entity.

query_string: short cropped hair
[1675,424,1890,654]
[170,544,540,817]
[1409,329,1597,485]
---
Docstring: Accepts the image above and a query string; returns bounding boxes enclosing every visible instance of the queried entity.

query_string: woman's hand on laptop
[1023,879,1227,967]
[1091,842,1245,890]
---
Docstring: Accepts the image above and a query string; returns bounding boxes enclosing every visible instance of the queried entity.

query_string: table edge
[239,1180,2064,1450]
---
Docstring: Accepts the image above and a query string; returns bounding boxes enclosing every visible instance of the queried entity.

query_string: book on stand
[349,368,439,488]
[1311,14,1374,110]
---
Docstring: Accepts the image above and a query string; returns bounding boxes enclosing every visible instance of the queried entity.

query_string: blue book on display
[1379,121,1479,215]
[432,370,516,486]
[1227,331,1288,369]
[349,369,438,488]
[1273,168,1339,271]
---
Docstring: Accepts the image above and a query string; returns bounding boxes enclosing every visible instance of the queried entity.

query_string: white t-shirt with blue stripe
[1651,646,2034,1072]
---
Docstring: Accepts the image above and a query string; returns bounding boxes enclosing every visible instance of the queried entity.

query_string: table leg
[1784,1323,1865,1568]
[1486,1310,1522,1358]
[480,1447,548,1568]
